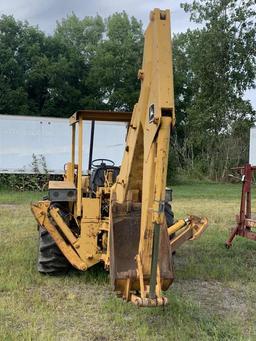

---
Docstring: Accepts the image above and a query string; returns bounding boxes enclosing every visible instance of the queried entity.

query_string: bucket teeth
[131,294,168,307]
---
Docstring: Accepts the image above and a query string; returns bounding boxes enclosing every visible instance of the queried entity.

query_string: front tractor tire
[38,226,71,274]
[165,202,176,242]
[165,202,174,228]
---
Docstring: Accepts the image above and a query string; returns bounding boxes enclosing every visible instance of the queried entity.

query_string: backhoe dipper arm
[110,9,176,306]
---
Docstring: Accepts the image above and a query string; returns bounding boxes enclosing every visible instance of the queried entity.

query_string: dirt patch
[173,279,254,318]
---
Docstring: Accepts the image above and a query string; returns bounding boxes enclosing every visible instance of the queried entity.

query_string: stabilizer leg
[31,201,87,270]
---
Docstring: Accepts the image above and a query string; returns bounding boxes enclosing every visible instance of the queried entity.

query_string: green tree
[41,13,105,117]
[172,30,201,168]
[174,0,256,178]
[0,15,47,115]
[0,12,143,117]
[87,12,144,110]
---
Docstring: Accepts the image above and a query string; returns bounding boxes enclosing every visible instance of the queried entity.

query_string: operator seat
[90,161,120,192]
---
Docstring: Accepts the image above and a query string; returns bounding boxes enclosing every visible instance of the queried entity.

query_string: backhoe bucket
[110,202,141,297]
[109,201,174,302]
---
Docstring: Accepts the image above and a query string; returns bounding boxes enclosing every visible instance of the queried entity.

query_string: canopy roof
[69,110,132,125]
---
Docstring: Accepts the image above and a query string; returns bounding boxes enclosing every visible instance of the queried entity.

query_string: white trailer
[250,126,256,166]
[0,115,127,174]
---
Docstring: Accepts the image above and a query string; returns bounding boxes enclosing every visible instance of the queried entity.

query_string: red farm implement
[226,163,256,248]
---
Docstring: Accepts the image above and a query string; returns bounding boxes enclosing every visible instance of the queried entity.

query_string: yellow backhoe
[31,8,208,307]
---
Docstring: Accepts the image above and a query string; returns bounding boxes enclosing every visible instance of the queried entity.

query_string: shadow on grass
[66,262,109,284]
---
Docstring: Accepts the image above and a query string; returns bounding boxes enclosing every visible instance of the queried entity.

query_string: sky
[0,0,196,34]
[0,0,255,108]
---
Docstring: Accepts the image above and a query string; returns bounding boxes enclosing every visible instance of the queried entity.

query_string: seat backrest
[90,166,120,192]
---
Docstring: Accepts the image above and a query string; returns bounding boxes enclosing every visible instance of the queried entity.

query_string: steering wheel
[91,158,115,169]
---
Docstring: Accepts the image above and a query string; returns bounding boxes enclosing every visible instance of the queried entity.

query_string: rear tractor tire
[38,226,71,274]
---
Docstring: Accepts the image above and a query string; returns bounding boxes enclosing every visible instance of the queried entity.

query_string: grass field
[0,183,256,340]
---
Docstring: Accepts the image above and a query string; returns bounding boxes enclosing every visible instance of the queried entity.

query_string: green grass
[0,190,45,205]
[0,184,255,340]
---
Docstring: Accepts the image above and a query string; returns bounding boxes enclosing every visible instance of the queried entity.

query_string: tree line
[0,1,255,180]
